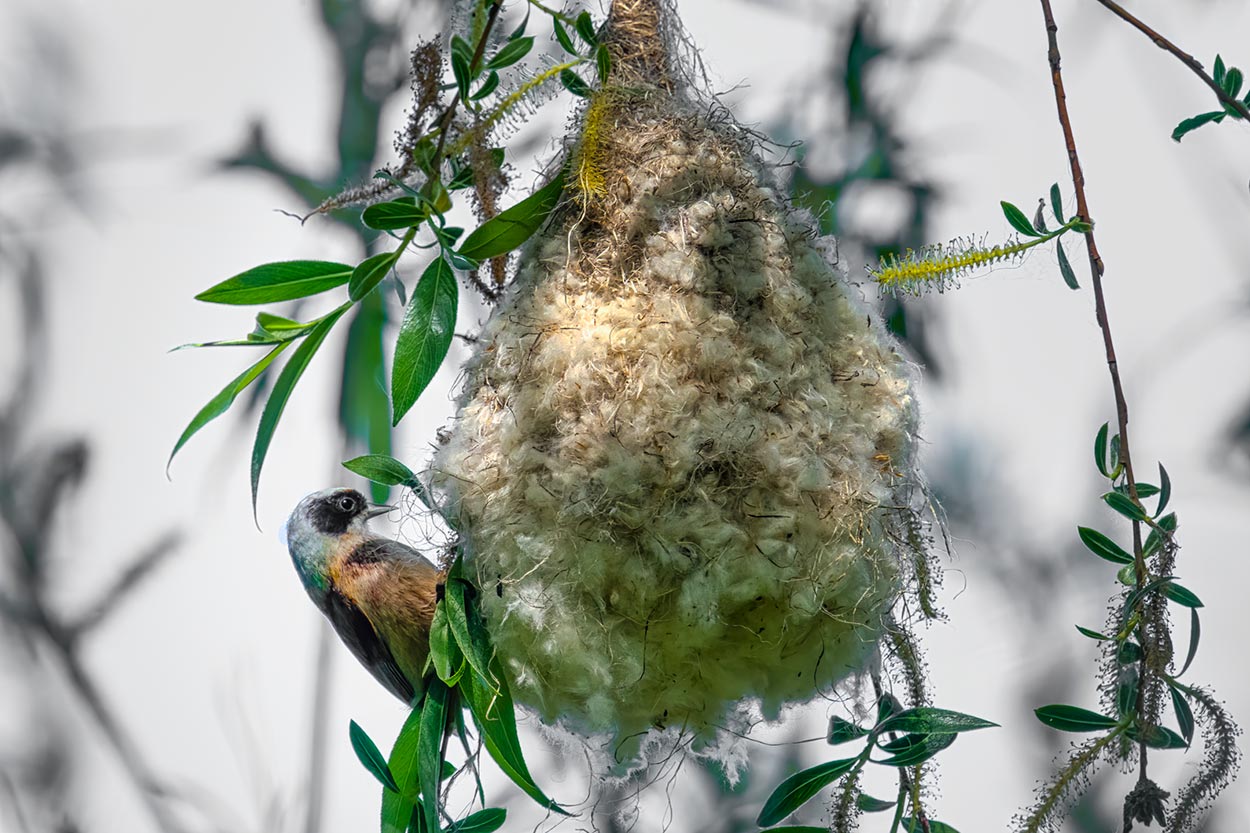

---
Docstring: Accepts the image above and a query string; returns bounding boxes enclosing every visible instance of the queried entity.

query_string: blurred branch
[70,531,181,637]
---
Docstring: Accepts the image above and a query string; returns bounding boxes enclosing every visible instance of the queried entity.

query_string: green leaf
[382,709,422,833]
[595,44,611,83]
[1034,705,1119,733]
[876,693,903,725]
[1143,511,1178,557]
[1001,200,1040,237]
[1117,642,1143,664]
[900,821,960,833]
[1102,491,1148,522]
[1049,183,1064,223]
[343,454,420,488]
[1077,526,1133,565]
[418,679,450,833]
[253,312,316,340]
[445,576,494,685]
[1076,625,1110,640]
[196,260,353,305]
[363,198,428,231]
[350,720,400,792]
[874,732,957,767]
[574,11,598,45]
[392,256,458,425]
[755,828,829,833]
[1109,433,1121,472]
[1094,422,1110,477]
[1163,581,1203,608]
[452,51,472,100]
[856,794,896,813]
[428,602,456,682]
[1223,67,1244,98]
[552,18,576,55]
[251,307,348,517]
[1115,482,1159,498]
[1116,667,1139,717]
[1179,607,1200,676]
[1056,241,1079,290]
[470,71,500,101]
[1215,55,1227,86]
[458,172,565,261]
[1172,110,1226,142]
[461,661,568,815]
[168,342,290,474]
[560,68,592,98]
[1156,463,1171,517]
[450,35,473,68]
[875,707,998,736]
[349,251,399,302]
[446,808,506,833]
[827,716,869,745]
[756,757,860,826]
[1126,723,1188,750]
[486,36,533,70]
[1170,685,1195,746]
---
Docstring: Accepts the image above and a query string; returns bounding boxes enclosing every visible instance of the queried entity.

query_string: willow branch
[1092,0,1250,122]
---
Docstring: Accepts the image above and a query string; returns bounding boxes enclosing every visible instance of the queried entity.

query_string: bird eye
[336,495,358,514]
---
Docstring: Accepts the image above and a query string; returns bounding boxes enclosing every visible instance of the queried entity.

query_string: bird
[283,487,442,705]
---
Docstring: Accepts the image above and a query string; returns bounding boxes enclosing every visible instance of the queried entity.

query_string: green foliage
[758,701,994,828]
[391,255,458,425]
[350,720,401,793]
[1172,53,1250,141]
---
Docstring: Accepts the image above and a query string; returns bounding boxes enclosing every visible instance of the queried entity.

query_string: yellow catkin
[870,236,1036,295]
[450,59,584,156]
[571,89,614,199]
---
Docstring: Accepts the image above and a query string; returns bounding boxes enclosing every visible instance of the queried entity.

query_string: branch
[1037,0,1151,778]
[70,531,180,637]
[1092,0,1250,122]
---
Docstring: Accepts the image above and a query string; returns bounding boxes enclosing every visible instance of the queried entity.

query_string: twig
[430,0,506,167]
[1038,0,1151,781]
[1092,0,1250,122]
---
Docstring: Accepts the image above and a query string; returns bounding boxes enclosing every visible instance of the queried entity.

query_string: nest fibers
[432,0,921,761]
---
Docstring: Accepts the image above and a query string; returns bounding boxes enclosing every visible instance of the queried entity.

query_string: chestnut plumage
[284,487,441,705]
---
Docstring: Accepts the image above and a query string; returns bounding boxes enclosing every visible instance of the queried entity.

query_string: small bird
[284,487,442,705]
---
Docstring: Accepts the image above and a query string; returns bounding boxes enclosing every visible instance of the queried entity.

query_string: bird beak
[364,504,394,520]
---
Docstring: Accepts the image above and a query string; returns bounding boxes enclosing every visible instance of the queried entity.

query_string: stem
[526,0,576,25]
[1037,0,1152,781]
[1091,0,1250,122]
[431,0,506,168]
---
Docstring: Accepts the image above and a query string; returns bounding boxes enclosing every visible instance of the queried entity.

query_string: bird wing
[323,584,417,705]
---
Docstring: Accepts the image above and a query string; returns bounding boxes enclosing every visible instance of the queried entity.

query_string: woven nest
[432,0,920,758]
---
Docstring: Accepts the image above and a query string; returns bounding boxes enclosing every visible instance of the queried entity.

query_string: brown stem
[1092,0,1250,122]
[1037,0,1151,779]
[431,0,506,167]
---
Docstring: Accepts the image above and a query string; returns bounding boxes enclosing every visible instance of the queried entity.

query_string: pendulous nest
[431,0,921,758]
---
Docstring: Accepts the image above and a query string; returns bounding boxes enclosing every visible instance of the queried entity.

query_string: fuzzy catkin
[432,52,917,751]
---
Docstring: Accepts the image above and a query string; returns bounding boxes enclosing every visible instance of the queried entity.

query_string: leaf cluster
[1172,54,1250,141]
[346,553,566,833]
[758,697,996,832]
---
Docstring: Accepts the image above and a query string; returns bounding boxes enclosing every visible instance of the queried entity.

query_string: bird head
[284,487,391,598]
